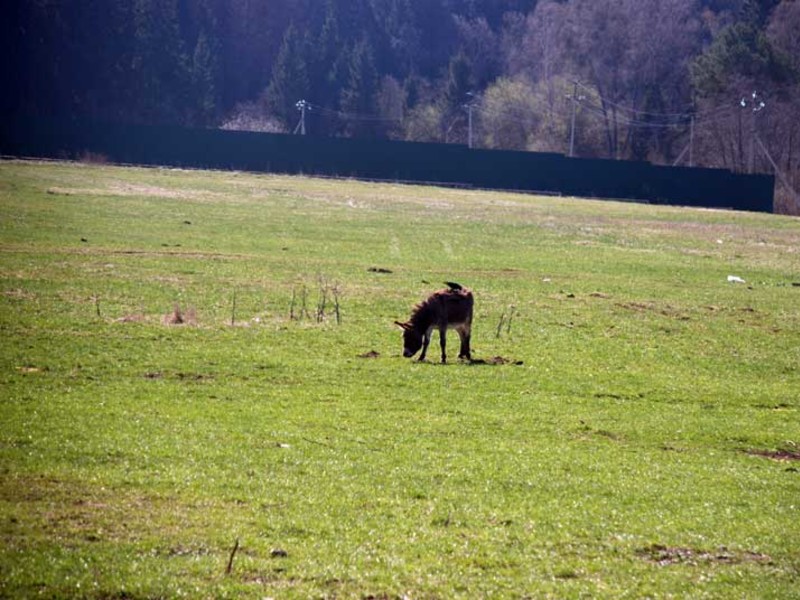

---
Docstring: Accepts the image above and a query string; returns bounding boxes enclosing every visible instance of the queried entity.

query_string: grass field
[1,159,799,598]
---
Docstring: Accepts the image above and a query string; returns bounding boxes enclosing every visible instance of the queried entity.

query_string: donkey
[395,282,473,363]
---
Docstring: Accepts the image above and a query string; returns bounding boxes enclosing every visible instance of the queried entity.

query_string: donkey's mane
[408,295,438,327]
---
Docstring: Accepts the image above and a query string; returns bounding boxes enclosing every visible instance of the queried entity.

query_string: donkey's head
[394,321,423,358]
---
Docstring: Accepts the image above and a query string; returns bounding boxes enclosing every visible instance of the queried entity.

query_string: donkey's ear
[394,320,410,330]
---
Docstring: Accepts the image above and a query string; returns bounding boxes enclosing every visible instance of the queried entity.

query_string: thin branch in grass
[316,275,328,323]
[332,283,341,325]
[506,305,516,336]
[290,286,310,321]
[301,285,310,320]
[495,305,517,338]
[93,296,101,318]
[495,310,506,338]
[231,288,237,326]
[225,538,240,575]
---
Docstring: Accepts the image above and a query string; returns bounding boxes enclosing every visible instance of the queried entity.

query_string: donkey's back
[435,284,473,327]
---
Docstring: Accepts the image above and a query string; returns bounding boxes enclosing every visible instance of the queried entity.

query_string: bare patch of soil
[637,544,771,566]
[176,372,212,382]
[468,356,523,366]
[115,313,146,323]
[358,350,381,359]
[593,392,646,401]
[575,423,623,442]
[616,301,690,320]
[3,288,36,300]
[143,371,212,382]
[743,448,800,462]
[162,304,196,326]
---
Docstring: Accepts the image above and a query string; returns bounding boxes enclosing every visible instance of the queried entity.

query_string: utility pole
[294,100,309,135]
[567,81,584,158]
[463,92,477,149]
[672,113,696,168]
[740,91,765,173]
[467,103,473,149]
[757,134,800,212]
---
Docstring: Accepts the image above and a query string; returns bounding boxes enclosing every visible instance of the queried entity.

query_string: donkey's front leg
[439,327,448,363]
[418,332,430,361]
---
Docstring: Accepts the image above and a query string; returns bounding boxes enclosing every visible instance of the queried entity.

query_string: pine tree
[340,38,379,137]
[131,0,191,124]
[311,0,347,123]
[691,8,791,98]
[265,25,311,128]
[192,28,220,125]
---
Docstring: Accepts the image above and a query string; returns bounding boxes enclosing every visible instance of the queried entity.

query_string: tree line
[3,0,799,211]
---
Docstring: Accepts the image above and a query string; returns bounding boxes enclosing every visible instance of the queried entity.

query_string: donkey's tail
[444,281,463,291]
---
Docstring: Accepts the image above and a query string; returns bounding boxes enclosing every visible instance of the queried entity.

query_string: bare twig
[225,538,240,575]
[316,275,328,323]
[495,311,506,338]
[301,285,310,319]
[231,289,237,326]
[495,305,517,338]
[332,284,341,325]
[506,305,516,336]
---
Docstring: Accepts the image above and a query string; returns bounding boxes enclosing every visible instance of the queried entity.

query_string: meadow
[0,159,798,598]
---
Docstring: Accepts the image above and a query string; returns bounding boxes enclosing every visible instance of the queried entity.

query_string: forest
[3,0,799,211]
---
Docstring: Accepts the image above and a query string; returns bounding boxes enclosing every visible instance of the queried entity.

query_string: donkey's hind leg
[457,327,471,361]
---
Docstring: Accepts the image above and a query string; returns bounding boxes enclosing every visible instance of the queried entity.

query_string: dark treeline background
[3,0,799,210]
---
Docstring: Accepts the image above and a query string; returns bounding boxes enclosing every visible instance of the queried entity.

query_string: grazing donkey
[395,282,473,363]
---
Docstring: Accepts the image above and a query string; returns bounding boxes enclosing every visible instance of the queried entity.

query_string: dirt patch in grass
[593,392,646,401]
[637,544,771,567]
[143,371,213,382]
[46,182,223,202]
[358,350,381,359]
[574,423,623,442]
[743,448,800,462]
[616,301,690,320]
[3,288,37,301]
[162,304,196,326]
[115,313,146,323]
[468,356,523,366]
[1,474,236,548]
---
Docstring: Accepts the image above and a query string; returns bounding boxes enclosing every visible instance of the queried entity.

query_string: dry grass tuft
[162,304,197,326]
[115,313,146,324]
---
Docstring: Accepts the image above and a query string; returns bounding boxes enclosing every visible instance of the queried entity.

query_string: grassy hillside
[1,160,798,598]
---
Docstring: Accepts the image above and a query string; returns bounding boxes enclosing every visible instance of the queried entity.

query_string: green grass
[1,159,799,598]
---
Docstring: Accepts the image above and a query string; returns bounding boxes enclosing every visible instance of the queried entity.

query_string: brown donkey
[395,282,473,363]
